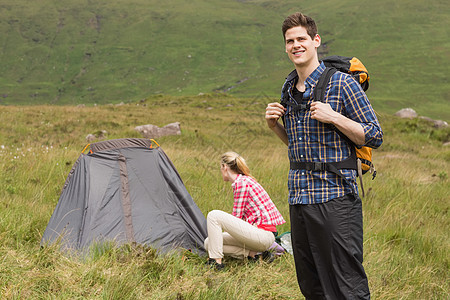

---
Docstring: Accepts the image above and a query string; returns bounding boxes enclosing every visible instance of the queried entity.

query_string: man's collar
[305,62,326,87]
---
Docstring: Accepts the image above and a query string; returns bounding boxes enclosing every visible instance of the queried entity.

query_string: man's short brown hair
[282,12,318,40]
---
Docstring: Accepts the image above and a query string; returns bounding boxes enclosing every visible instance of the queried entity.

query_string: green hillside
[0,0,449,120]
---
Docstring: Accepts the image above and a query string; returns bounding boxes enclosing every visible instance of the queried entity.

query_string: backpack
[281,55,376,197]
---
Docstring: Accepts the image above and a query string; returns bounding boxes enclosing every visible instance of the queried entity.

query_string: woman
[204,151,286,270]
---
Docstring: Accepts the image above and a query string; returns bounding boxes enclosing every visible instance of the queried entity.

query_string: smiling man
[265,12,383,299]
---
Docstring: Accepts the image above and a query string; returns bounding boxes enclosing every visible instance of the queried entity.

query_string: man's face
[284,26,320,68]
[220,164,229,182]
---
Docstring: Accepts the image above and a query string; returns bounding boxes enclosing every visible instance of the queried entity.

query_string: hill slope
[0,0,448,120]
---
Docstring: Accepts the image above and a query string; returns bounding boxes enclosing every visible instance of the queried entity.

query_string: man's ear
[314,34,321,49]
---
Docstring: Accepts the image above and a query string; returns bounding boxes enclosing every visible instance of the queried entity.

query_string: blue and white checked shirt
[283,62,383,205]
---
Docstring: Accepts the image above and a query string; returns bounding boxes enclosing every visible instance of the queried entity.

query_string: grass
[0,95,449,299]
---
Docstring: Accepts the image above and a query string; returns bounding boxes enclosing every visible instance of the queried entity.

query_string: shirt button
[300,155,304,158]
[301,172,305,175]
[299,137,302,141]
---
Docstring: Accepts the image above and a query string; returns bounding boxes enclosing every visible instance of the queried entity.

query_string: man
[265,12,383,299]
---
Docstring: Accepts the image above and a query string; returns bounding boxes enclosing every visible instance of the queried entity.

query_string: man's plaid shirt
[283,62,383,205]
[232,174,286,228]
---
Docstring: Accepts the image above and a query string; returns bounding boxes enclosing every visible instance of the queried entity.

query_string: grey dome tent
[41,138,207,254]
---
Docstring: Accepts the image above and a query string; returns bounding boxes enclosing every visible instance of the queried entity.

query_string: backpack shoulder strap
[280,70,297,105]
[313,67,355,145]
[313,67,337,102]
[310,67,362,196]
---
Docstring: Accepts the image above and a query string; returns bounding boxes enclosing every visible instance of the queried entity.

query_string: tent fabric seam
[118,153,136,244]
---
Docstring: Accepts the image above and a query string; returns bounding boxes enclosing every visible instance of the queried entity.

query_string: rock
[86,130,108,142]
[394,109,448,128]
[135,122,181,139]
[419,116,434,122]
[434,120,448,128]
[394,108,417,119]
[86,134,96,142]
[419,116,449,128]
[96,130,107,139]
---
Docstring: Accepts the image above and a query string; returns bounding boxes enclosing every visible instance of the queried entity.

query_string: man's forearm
[310,101,366,146]
[332,113,365,146]
[270,122,289,146]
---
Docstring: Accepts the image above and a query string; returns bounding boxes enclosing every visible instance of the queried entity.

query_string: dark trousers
[290,194,370,300]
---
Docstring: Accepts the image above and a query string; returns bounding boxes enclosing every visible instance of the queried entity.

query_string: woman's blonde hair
[221,151,253,178]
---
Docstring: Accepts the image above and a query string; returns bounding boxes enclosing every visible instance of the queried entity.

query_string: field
[0,95,448,299]
[1,0,449,298]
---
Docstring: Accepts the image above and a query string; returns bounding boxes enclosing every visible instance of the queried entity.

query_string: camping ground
[0,95,449,299]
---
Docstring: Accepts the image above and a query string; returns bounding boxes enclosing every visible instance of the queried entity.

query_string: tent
[41,138,207,254]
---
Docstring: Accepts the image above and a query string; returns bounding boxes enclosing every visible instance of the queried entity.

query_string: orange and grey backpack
[281,55,376,197]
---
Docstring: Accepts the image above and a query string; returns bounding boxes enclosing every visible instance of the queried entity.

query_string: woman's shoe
[247,255,260,263]
[205,258,225,271]
[261,251,275,263]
